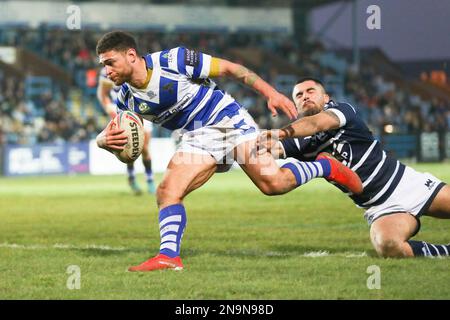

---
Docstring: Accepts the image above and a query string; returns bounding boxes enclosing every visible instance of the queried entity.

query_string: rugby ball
[111,111,144,163]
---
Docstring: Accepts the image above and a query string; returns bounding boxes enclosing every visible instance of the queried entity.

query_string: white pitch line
[303,251,368,258]
[303,250,330,257]
[0,243,368,257]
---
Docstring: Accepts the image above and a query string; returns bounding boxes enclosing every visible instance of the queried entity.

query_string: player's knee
[141,147,150,158]
[373,238,406,258]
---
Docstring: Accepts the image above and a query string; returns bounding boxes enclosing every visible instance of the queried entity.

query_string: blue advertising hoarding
[67,143,90,174]
[3,142,89,176]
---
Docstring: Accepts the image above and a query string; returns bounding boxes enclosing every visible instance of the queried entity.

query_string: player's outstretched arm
[97,79,117,119]
[212,58,298,120]
[280,110,341,138]
[256,111,341,153]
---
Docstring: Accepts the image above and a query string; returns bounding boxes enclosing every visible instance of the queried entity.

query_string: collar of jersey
[137,68,152,89]
[324,100,337,110]
[135,56,153,89]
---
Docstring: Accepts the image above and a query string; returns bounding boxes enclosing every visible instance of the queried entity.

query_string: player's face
[99,49,134,85]
[292,80,330,117]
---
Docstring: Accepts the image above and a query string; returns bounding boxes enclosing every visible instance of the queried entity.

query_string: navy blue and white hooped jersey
[280,100,406,208]
[115,47,240,131]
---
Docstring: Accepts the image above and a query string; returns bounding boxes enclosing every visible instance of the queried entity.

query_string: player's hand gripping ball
[110,111,144,163]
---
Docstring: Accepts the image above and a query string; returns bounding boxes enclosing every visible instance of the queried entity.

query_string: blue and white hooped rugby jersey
[280,100,406,208]
[115,47,242,131]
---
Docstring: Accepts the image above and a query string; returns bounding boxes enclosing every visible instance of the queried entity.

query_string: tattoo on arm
[281,125,295,138]
[323,110,342,127]
[235,66,260,86]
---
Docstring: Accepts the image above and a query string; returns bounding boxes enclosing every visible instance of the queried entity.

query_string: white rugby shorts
[364,165,445,225]
[176,107,259,171]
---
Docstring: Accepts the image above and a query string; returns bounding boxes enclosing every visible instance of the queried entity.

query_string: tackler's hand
[256,129,281,155]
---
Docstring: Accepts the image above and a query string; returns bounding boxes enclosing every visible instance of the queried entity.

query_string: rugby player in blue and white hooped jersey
[95,31,362,271]
[97,67,156,194]
[258,77,450,258]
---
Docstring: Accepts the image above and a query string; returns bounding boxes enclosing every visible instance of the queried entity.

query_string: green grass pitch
[0,163,449,299]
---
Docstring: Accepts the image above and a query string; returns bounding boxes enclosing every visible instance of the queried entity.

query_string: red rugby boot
[316,152,363,195]
[128,254,183,272]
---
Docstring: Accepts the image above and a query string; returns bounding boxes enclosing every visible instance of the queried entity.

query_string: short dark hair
[96,31,139,55]
[296,77,326,93]
[296,77,325,87]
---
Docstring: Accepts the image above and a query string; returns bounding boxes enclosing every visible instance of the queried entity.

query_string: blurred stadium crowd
[1,26,449,145]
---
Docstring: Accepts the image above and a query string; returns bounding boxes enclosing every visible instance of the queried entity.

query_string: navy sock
[408,240,450,257]
[159,204,187,258]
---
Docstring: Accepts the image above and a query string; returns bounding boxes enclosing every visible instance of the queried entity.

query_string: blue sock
[159,204,187,258]
[282,159,331,186]
[127,163,135,181]
[408,240,450,257]
[143,159,153,182]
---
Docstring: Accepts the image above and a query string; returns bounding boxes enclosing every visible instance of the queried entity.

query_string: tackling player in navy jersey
[257,77,450,258]
[97,67,156,195]
[95,31,362,271]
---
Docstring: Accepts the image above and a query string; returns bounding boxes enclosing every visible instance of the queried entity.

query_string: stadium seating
[0,25,449,151]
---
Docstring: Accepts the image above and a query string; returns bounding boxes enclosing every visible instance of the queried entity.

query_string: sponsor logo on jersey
[146,90,157,99]
[139,102,150,113]
[424,179,436,190]
[162,82,175,94]
[332,140,353,166]
[167,52,173,65]
[184,49,199,67]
